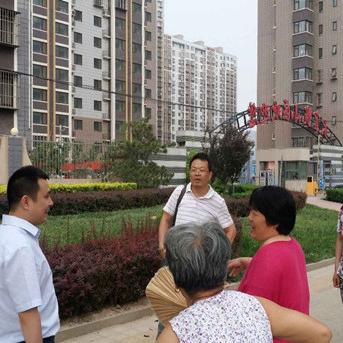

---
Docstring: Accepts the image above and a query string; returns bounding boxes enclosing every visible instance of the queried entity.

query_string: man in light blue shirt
[0,166,60,343]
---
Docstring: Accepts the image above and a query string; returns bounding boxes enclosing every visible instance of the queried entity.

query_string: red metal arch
[209,100,342,146]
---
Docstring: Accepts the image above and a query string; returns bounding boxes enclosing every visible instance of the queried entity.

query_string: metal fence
[30,140,110,179]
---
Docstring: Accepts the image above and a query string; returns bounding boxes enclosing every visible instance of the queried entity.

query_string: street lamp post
[317,134,321,183]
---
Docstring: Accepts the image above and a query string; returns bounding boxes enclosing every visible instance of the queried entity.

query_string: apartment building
[0,0,19,135]
[28,0,162,145]
[257,0,343,186]
[164,34,237,143]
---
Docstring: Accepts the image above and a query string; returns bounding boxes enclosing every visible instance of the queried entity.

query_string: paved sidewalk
[306,194,341,211]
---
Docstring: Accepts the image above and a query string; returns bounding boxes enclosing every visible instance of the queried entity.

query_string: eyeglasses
[190,168,209,174]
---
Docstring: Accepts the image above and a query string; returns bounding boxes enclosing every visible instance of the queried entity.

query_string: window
[74,75,82,86]
[94,121,102,131]
[94,37,102,48]
[33,17,47,31]
[319,1,323,12]
[293,91,312,104]
[331,67,337,78]
[56,0,68,13]
[133,23,141,34]
[145,50,152,60]
[133,3,141,14]
[133,103,141,114]
[116,80,125,92]
[293,20,313,33]
[74,10,82,21]
[33,40,47,54]
[332,44,337,55]
[145,68,151,79]
[94,58,102,69]
[317,69,322,82]
[33,64,47,78]
[145,11,152,22]
[145,30,152,42]
[74,119,83,130]
[74,54,82,65]
[33,0,47,7]
[94,16,101,27]
[145,88,151,98]
[116,100,125,112]
[56,68,68,82]
[333,0,337,7]
[293,44,312,57]
[56,45,68,58]
[319,24,323,35]
[56,114,68,127]
[56,22,68,36]
[74,97,82,108]
[33,88,47,101]
[94,79,102,90]
[317,93,322,106]
[133,83,141,96]
[319,47,323,59]
[56,91,68,104]
[133,63,141,74]
[332,92,337,102]
[133,43,141,53]
[115,18,125,31]
[332,116,337,125]
[74,32,82,43]
[293,67,312,80]
[94,100,102,111]
[116,59,125,72]
[332,21,338,31]
[116,39,125,52]
[33,112,47,124]
[115,0,127,10]
[293,0,313,10]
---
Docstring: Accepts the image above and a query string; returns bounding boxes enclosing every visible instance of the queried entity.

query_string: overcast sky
[164,0,257,113]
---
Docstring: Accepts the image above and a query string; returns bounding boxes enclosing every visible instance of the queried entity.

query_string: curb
[56,257,334,342]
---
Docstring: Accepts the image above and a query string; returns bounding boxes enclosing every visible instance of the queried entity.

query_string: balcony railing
[0,70,18,109]
[0,7,19,47]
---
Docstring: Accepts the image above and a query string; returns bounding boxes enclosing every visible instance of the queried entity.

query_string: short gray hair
[165,222,231,295]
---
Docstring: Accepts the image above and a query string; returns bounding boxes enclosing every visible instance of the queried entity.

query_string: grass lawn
[240,204,338,263]
[41,204,338,264]
[41,204,163,246]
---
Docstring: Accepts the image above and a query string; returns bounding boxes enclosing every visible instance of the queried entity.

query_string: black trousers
[19,336,55,343]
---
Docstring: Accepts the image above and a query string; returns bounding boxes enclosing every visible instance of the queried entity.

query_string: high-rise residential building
[164,34,237,142]
[257,0,343,186]
[0,0,20,135]
[27,0,162,145]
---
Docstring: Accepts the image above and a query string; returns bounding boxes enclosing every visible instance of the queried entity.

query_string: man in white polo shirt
[0,166,60,343]
[158,152,236,257]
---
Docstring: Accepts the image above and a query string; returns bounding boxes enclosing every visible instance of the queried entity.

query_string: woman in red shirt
[229,186,309,343]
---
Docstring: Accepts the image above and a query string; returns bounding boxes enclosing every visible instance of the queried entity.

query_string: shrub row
[0,182,137,195]
[45,216,242,319]
[326,188,343,203]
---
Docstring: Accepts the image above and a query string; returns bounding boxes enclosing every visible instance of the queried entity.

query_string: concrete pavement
[59,195,343,342]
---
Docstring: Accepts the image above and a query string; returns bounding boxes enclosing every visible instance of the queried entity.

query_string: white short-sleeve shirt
[163,183,234,228]
[0,215,60,342]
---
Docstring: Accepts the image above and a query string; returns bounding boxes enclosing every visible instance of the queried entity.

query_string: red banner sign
[248,99,328,138]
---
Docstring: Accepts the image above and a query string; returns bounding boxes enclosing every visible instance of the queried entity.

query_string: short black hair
[7,166,49,210]
[249,186,296,235]
[189,152,212,172]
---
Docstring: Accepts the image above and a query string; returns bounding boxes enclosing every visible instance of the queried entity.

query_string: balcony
[0,7,19,47]
[0,70,18,109]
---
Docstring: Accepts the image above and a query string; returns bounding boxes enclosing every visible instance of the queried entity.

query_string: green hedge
[326,188,343,203]
[0,182,137,195]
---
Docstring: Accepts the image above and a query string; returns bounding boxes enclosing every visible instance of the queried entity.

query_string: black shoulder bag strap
[172,185,187,227]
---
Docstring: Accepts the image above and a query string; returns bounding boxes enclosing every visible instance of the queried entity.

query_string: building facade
[164,34,237,143]
[0,0,19,135]
[257,0,343,187]
[22,0,163,146]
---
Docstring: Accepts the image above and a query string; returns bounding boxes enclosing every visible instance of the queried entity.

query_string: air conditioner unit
[72,65,76,70]
[72,86,76,92]
[72,42,76,48]
[72,108,76,114]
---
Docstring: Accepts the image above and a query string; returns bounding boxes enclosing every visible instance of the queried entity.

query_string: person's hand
[228,258,246,277]
[333,273,340,288]
[159,246,166,259]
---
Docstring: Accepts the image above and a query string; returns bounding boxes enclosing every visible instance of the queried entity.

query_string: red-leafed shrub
[43,216,242,319]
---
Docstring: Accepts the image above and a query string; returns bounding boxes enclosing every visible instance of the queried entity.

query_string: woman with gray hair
[156,222,331,343]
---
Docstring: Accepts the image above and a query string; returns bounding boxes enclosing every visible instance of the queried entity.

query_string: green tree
[102,118,173,188]
[207,124,254,192]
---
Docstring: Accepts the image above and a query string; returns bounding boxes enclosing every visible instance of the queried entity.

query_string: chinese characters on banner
[247,99,329,138]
